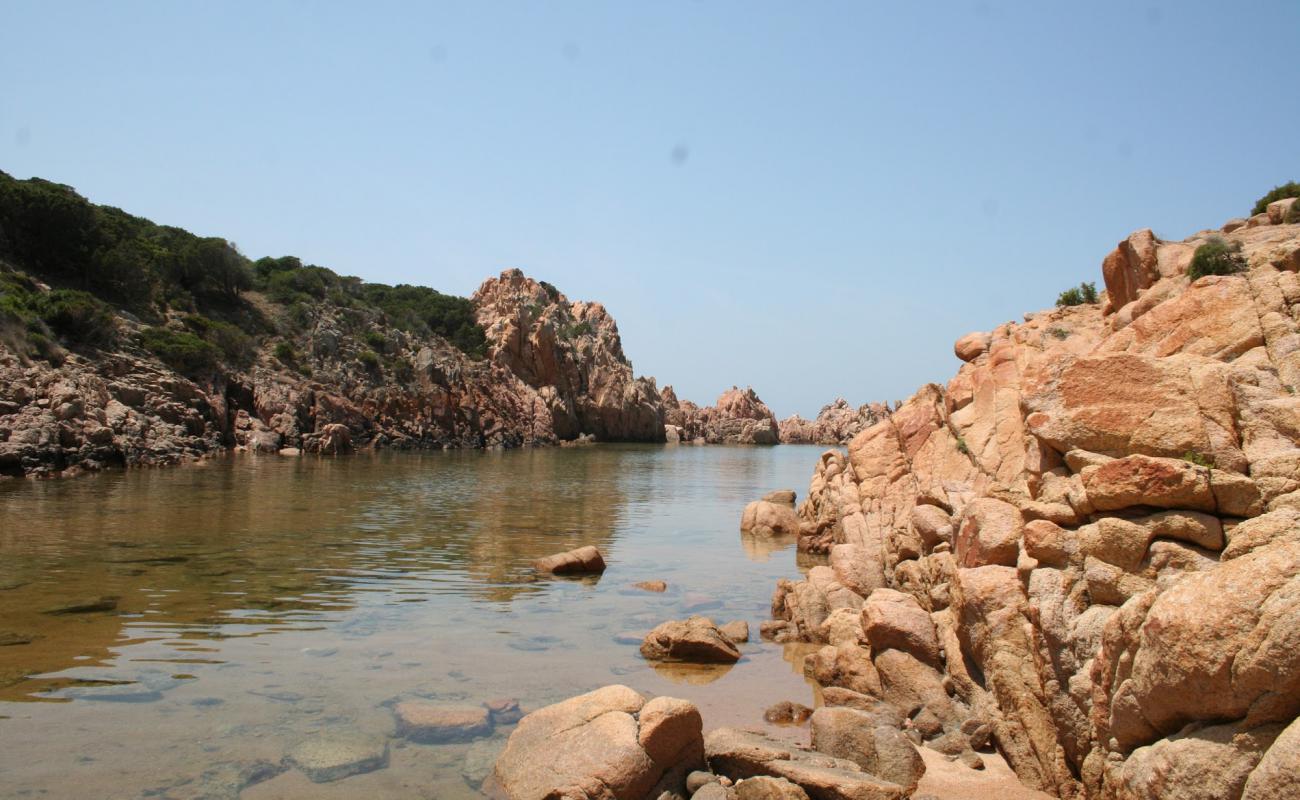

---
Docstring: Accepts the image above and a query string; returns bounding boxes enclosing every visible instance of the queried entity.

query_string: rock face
[780,399,892,445]
[768,212,1300,800]
[485,685,704,800]
[663,385,780,444]
[473,269,665,442]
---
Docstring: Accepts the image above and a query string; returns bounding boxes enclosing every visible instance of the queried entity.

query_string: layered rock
[769,212,1300,799]
[663,385,780,444]
[779,399,892,445]
[473,269,665,442]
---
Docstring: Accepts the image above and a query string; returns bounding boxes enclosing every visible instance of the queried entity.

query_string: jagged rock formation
[0,305,555,477]
[767,212,1300,799]
[663,385,780,444]
[473,269,665,442]
[779,399,893,445]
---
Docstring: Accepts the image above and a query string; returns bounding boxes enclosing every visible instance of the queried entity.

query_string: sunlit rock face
[771,214,1300,799]
[473,268,665,442]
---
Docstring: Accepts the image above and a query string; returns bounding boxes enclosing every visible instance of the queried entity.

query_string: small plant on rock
[956,435,970,455]
[1181,450,1215,469]
[1056,282,1098,307]
[1187,236,1246,280]
[1048,327,1070,340]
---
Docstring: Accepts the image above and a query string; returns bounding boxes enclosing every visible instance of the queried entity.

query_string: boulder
[860,589,941,666]
[955,498,1023,568]
[809,707,926,793]
[954,331,992,362]
[719,620,750,643]
[485,685,703,800]
[741,501,801,538]
[533,545,607,575]
[734,776,810,800]
[763,489,797,505]
[285,734,388,783]
[703,728,904,800]
[641,617,742,663]
[1243,716,1300,799]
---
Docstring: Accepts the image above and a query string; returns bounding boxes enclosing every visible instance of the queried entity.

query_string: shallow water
[0,444,826,799]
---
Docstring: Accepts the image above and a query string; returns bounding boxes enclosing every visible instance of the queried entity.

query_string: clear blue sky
[3,2,1297,417]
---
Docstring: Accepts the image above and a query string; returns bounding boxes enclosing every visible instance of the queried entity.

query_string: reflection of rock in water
[795,550,829,573]
[649,660,736,686]
[739,530,797,562]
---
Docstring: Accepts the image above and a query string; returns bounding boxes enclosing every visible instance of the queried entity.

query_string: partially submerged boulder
[641,617,742,664]
[485,685,704,800]
[742,500,801,538]
[532,545,607,575]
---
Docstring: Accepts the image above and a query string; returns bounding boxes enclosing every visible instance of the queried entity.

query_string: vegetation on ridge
[1252,181,1300,216]
[1055,281,1098,307]
[0,170,487,366]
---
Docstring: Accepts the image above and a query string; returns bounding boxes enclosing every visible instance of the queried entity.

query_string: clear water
[0,445,826,799]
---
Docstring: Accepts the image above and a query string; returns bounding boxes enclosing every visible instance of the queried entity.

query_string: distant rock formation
[768,209,1300,799]
[778,398,892,445]
[473,269,664,442]
[662,385,779,445]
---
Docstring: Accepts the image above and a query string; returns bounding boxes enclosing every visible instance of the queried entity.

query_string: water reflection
[0,444,824,798]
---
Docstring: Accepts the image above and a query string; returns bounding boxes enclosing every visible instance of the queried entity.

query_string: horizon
[3,2,1299,417]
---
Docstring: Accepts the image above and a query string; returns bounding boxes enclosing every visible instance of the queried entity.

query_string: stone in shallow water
[462,735,510,788]
[0,631,37,646]
[486,698,524,726]
[285,734,389,783]
[40,595,119,615]
[394,702,492,743]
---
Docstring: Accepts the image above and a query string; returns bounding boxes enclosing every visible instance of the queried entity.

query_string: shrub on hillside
[1253,181,1300,216]
[1188,237,1246,280]
[1056,281,1098,307]
[139,327,219,376]
[35,289,117,347]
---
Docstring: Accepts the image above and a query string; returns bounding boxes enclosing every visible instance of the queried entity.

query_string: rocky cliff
[764,199,1300,799]
[473,269,665,442]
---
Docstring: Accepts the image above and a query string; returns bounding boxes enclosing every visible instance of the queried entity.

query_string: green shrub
[139,327,218,376]
[1188,237,1246,280]
[1056,281,1098,307]
[1287,201,1300,225]
[560,320,594,339]
[363,330,388,353]
[273,341,296,363]
[182,314,253,366]
[1252,181,1300,216]
[357,349,380,371]
[36,289,117,347]
[1048,327,1070,340]
[1182,450,1215,469]
[956,436,970,455]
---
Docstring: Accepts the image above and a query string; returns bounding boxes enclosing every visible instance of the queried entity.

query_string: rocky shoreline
[480,202,1300,799]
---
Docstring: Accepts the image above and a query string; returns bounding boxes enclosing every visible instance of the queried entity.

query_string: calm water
[0,445,825,799]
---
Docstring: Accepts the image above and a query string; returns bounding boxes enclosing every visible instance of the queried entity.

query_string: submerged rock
[394,702,492,743]
[284,734,389,783]
[40,595,118,614]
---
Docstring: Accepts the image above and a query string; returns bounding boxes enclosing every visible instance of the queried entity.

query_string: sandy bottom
[916,746,1056,800]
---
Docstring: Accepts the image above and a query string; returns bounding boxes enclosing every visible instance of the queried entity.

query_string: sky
[2,2,1298,418]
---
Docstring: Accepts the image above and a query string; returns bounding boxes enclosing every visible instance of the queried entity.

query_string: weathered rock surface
[663,385,780,445]
[780,399,892,445]
[484,685,704,800]
[474,269,665,442]
[640,617,742,663]
[704,727,905,800]
[767,213,1300,800]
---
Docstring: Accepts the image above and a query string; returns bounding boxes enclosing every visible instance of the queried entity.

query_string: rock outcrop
[473,269,665,442]
[663,385,780,444]
[768,211,1300,800]
[780,399,892,445]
